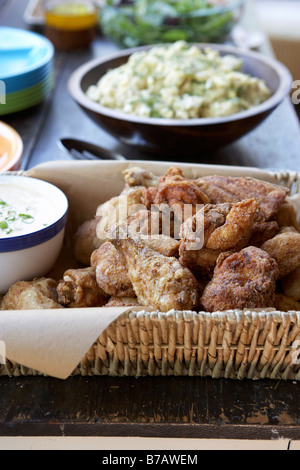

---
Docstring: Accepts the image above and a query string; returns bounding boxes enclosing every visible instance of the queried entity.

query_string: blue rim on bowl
[0,176,68,253]
[0,211,68,252]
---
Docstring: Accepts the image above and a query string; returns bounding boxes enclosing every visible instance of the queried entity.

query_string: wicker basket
[3,309,300,380]
[78,309,300,380]
[1,164,300,380]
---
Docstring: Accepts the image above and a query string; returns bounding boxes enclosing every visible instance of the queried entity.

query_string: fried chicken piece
[128,206,177,238]
[248,220,280,247]
[142,167,210,221]
[274,293,300,312]
[122,167,160,188]
[127,209,180,257]
[179,199,258,274]
[281,266,300,301]
[91,242,135,297]
[74,216,102,266]
[96,187,144,241]
[110,232,199,312]
[105,296,141,307]
[196,175,289,222]
[261,227,300,278]
[275,201,300,232]
[127,209,162,237]
[142,186,159,209]
[201,247,279,312]
[142,234,180,258]
[74,186,145,266]
[1,278,63,310]
[203,199,258,250]
[57,267,108,308]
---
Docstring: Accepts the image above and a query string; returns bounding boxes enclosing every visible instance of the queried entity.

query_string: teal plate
[0,27,54,92]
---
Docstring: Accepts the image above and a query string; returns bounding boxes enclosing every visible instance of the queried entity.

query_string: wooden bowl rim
[68,42,293,128]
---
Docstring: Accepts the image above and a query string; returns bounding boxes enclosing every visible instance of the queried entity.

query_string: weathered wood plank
[0,0,300,440]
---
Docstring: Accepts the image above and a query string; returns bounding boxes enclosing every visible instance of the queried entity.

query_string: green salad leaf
[99,0,241,47]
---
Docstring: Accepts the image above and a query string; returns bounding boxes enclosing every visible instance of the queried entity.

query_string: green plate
[5,73,54,103]
[0,74,54,115]
[0,83,53,115]
[5,83,53,106]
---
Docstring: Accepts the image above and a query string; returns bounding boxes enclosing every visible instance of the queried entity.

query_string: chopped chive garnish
[19,213,35,224]
[0,220,8,230]
[6,210,16,222]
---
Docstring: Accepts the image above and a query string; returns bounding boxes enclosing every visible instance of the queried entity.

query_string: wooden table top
[0,0,300,443]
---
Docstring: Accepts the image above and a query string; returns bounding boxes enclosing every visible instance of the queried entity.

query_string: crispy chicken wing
[142,167,210,221]
[141,186,159,210]
[281,266,300,301]
[1,278,63,310]
[261,227,300,278]
[195,175,288,222]
[73,216,102,266]
[57,267,108,308]
[274,293,300,312]
[96,187,144,241]
[122,167,160,188]
[110,232,199,312]
[105,296,141,307]
[91,242,135,297]
[275,201,300,232]
[201,246,279,312]
[127,209,162,237]
[179,199,258,274]
[75,186,145,265]
[127,209,180,257]
[248,220,280,247]
[141,234,180,258]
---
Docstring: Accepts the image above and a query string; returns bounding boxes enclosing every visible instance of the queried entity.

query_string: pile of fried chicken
[2,166,300,313]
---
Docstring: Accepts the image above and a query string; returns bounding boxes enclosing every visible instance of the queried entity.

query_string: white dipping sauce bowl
[0,175,68,294]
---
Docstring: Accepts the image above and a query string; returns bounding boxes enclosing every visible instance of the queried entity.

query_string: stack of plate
[0,27,55,116]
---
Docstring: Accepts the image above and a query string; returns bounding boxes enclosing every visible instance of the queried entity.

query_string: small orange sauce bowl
[0,122,23,173]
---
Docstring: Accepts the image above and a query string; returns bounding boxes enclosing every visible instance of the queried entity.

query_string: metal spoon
[58,138,127,161]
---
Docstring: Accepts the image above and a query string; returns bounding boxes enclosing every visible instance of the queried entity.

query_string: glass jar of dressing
[44,1,98,50]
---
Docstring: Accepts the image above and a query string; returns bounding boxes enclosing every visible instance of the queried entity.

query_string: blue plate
[4,72,55,103]
[4,59,54,94]
[0,27,54,93]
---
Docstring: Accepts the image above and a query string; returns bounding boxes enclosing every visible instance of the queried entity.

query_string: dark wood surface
[1,0,300,172]
[1,0,300,442]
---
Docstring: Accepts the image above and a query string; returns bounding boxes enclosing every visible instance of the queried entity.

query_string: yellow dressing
[45,2,97,31]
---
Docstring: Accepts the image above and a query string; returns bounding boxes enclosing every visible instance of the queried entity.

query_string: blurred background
[21,0,300,121]
[253,0,300,120]
[254,0,300,81]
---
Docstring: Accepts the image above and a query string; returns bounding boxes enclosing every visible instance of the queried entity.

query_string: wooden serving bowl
[68,43,292,156]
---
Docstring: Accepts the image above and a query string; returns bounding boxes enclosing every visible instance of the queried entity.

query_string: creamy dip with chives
[0,183,56,238]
